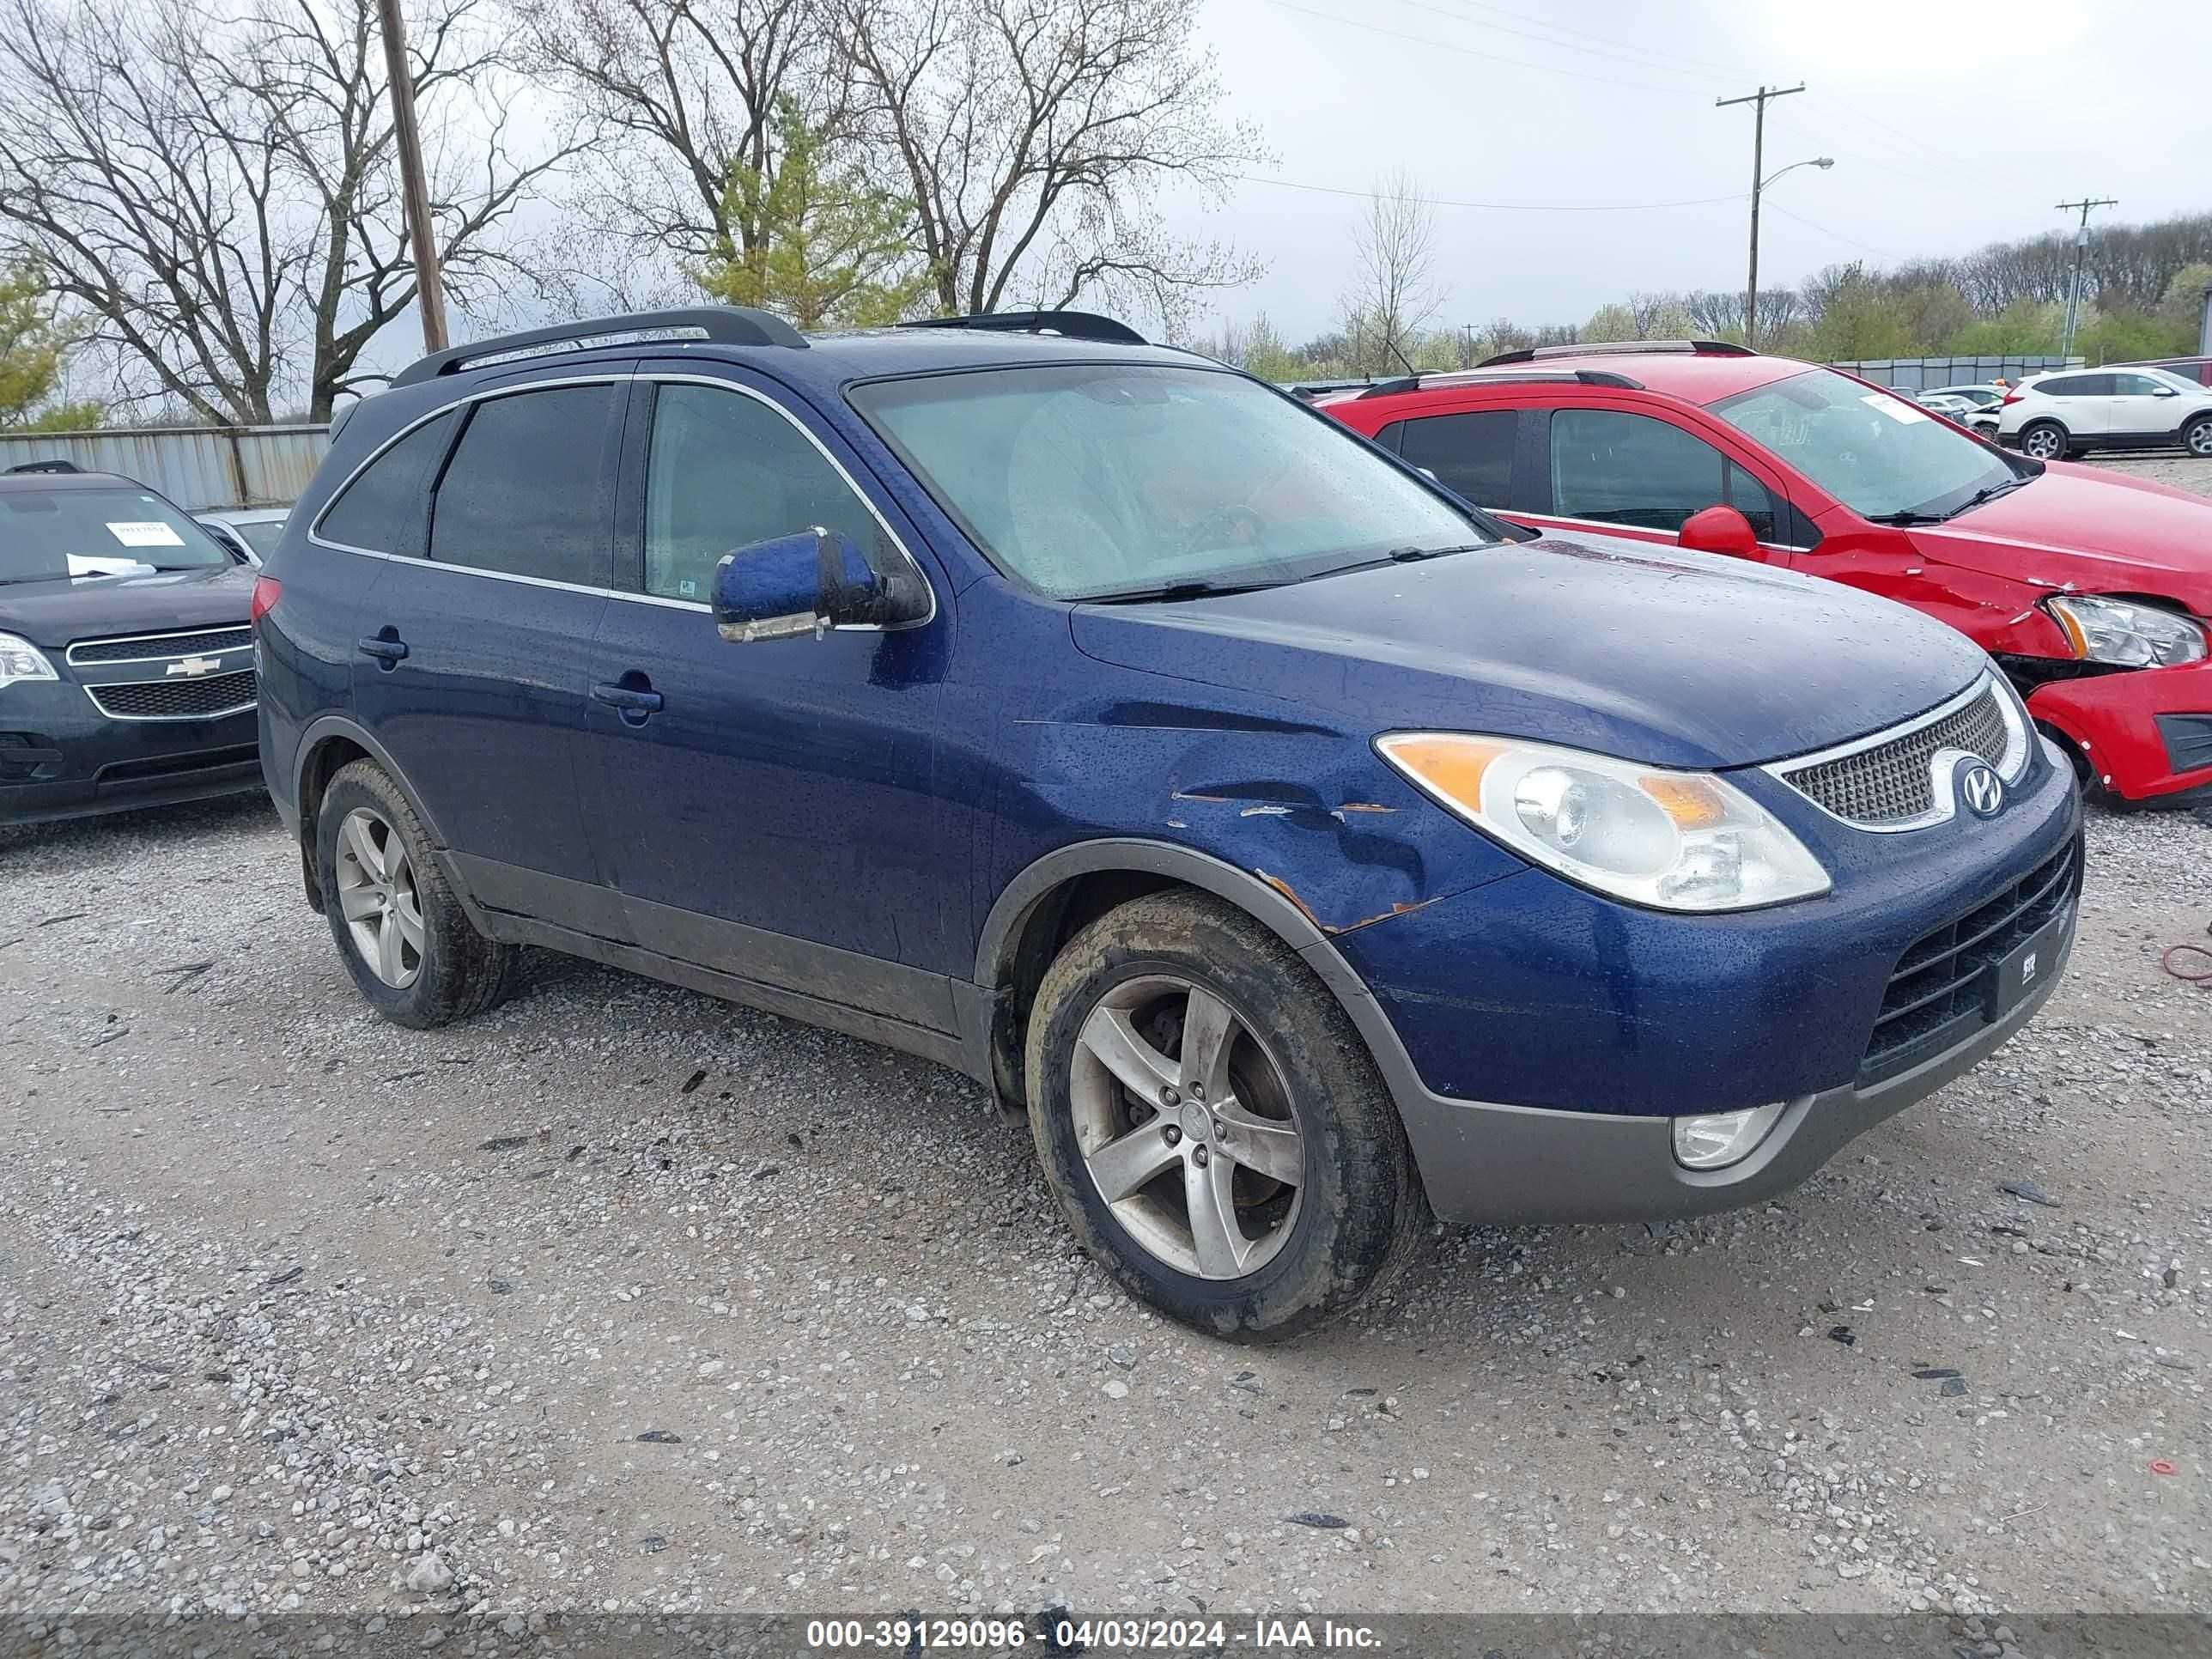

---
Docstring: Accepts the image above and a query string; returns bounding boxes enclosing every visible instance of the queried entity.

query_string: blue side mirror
[712,526,929,643]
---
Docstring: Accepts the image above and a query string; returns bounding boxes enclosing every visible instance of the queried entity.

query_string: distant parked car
[1918,383,2007,435]
[0,461,262,825]
[254,305,2080,1337]
[1320,341,2212,805]
[1996,368,2212,460]
[196,507,290,567]
[1914,392,1979,422]
[2124,356,2212,389]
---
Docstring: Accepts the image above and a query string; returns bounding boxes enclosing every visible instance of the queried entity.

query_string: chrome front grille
[67,625,254,665]
[1772,679,2013,829]
[88,669,258,721]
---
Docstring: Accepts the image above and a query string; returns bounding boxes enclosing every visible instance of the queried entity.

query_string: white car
[193,506,290,567]
[1996,367,2212,461]
[1919,383,2007,435]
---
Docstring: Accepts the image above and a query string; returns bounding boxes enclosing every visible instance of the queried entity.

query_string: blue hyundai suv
[256,306,2081,1338]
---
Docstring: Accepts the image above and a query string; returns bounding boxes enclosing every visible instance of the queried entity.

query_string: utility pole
[1717,82,1805,349]
[2054,196,2117,360]
[375,0,448,353]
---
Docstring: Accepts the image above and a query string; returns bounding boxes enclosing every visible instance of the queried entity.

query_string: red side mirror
[1679,504,1763,561]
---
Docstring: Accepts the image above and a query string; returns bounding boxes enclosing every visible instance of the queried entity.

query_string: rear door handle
[357,636,409,664]
[592,682,664,718]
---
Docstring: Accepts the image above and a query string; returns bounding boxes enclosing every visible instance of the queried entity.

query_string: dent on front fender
[1013,708,1525,934]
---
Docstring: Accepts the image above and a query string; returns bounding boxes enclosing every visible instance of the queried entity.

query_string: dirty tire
[1025,890,1424,1340]
[316,758,516,1029]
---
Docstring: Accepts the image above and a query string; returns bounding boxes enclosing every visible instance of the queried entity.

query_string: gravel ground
[3,459,2209,1629]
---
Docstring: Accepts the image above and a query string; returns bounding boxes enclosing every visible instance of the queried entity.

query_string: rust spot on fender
[1255,870,1327,934]
[1329,896,1441,937]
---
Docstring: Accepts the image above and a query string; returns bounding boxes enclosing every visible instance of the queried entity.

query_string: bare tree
[1340,169,1441,374]
[834,0,1265,331]
[0,0,576,421]
[509,0,844,306]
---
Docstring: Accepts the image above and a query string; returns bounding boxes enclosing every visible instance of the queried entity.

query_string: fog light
[1671,1102,1786,1170]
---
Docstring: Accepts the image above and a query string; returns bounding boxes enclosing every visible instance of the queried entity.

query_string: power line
[2057,195,2118,354]
[1234,173,1745,213]
[1717,82,1807,348]
[1432,0,1751,79]
[1257,0,1701,94]
[1764,202,1903,261]
[1384,0,1723,85]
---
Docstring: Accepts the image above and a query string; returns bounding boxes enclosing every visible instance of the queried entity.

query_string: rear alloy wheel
[1025,890,1424,1339]
[2018,421,2068,462]
[2184,415,2212,459]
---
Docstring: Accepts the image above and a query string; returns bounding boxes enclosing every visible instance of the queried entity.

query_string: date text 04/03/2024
[801,1615,1382,1650]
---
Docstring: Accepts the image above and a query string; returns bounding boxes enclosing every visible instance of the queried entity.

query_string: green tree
[1581,302,1636,343]
[2075,308,2179,365]
[694,97,930,331]
[2156,262,2212,351]
[1946,300,2064,356]
[1808,283,1915,360]
[0,258,100,428]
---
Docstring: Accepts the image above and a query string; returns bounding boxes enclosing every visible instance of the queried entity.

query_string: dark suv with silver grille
[0,464,261,825]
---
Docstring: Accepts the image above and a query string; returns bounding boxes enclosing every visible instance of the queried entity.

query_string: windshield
[233,517,289,556]
[1,485,234,585]
[1712,368,2019,520]
[849,363,1491,600]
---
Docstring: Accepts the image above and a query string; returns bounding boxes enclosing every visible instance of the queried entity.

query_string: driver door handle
[592,682,664,716]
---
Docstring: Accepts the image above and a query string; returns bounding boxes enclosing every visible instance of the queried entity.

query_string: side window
[2037,376,2084,397]
[1372,421,1406,453]
[428,385,622,586]
[642,383,884,604]
[2112,374,2165,395]
[1550,409,1773,538]
[1395,410,1516,506]
[317,410,457,556]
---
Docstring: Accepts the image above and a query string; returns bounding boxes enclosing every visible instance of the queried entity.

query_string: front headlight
[0,632,58,690]
[2045,595,2207,667]
[1376,733,1832,912]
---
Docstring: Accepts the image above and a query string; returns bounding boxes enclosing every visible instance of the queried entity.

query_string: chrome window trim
[64,626,256,667]
[305,368,939,632]
[1762,672,2027,835]
[1523,511,1813,556]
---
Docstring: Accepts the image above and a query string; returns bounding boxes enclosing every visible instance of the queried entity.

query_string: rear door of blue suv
[258,306,2081,1340]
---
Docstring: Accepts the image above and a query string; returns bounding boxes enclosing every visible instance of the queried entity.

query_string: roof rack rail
[1477,338,1754,368]
[896,309,1146,346]
[389,305,806,388]
[5,458,82,474]
[1356,367,1644,397]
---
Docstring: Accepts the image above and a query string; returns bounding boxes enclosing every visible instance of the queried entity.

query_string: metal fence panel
[0,424,330,510]
[1829,356,2083,392]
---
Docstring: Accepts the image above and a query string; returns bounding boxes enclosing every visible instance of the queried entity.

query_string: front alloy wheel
[334,807,424,988]
[2185,416,2212,459]
[2019,422,2067,461]
[1071,975,1306,1279]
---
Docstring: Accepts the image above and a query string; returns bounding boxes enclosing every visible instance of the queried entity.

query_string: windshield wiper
[1085,578,1284,605]
[1943,477,2028,519]
[1386,542,1487,562]
[1862,510,1947,526]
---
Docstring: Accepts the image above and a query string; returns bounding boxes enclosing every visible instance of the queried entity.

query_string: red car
[1319,342,2212,804]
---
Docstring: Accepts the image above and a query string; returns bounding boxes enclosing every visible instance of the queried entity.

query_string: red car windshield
[1711,368,2020,521]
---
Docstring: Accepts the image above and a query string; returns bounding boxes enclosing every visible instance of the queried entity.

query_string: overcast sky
[1166,0,2212,342]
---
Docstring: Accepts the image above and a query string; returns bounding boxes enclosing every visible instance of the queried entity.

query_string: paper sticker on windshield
[1861,394,1929,425]
[106,520,185,548]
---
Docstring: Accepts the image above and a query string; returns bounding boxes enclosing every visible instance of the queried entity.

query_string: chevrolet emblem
[166,655,222,677]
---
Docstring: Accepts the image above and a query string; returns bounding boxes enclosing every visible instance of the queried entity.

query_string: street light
[1744,156,1832,349]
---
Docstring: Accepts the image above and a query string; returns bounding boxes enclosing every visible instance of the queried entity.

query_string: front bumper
[1393,898,2074,1225]
[0,678,261,826]
[2027,655,2212,800]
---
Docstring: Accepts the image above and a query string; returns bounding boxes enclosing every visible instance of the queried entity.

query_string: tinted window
[1396,410,1516,506]
[2035,376,2087,397]
[317,411,456,556]
[643,385,884,603]
[429,386,621,586]
[1549,409,1778,539]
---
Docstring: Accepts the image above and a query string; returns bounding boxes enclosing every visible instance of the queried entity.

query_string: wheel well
[295,735,370,912]
[987,869,1182,1107]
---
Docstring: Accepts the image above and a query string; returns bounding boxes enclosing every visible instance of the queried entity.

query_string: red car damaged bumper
[2027,656,2212,801]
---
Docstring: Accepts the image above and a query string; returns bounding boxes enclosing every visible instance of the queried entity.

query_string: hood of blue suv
[1071,532,1992,770]
[0,562,256,649]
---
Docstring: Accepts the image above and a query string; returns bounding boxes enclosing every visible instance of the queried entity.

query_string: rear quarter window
[317,410,459,556]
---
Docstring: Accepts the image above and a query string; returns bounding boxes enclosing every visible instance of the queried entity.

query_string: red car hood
[1905,463,2212,613]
